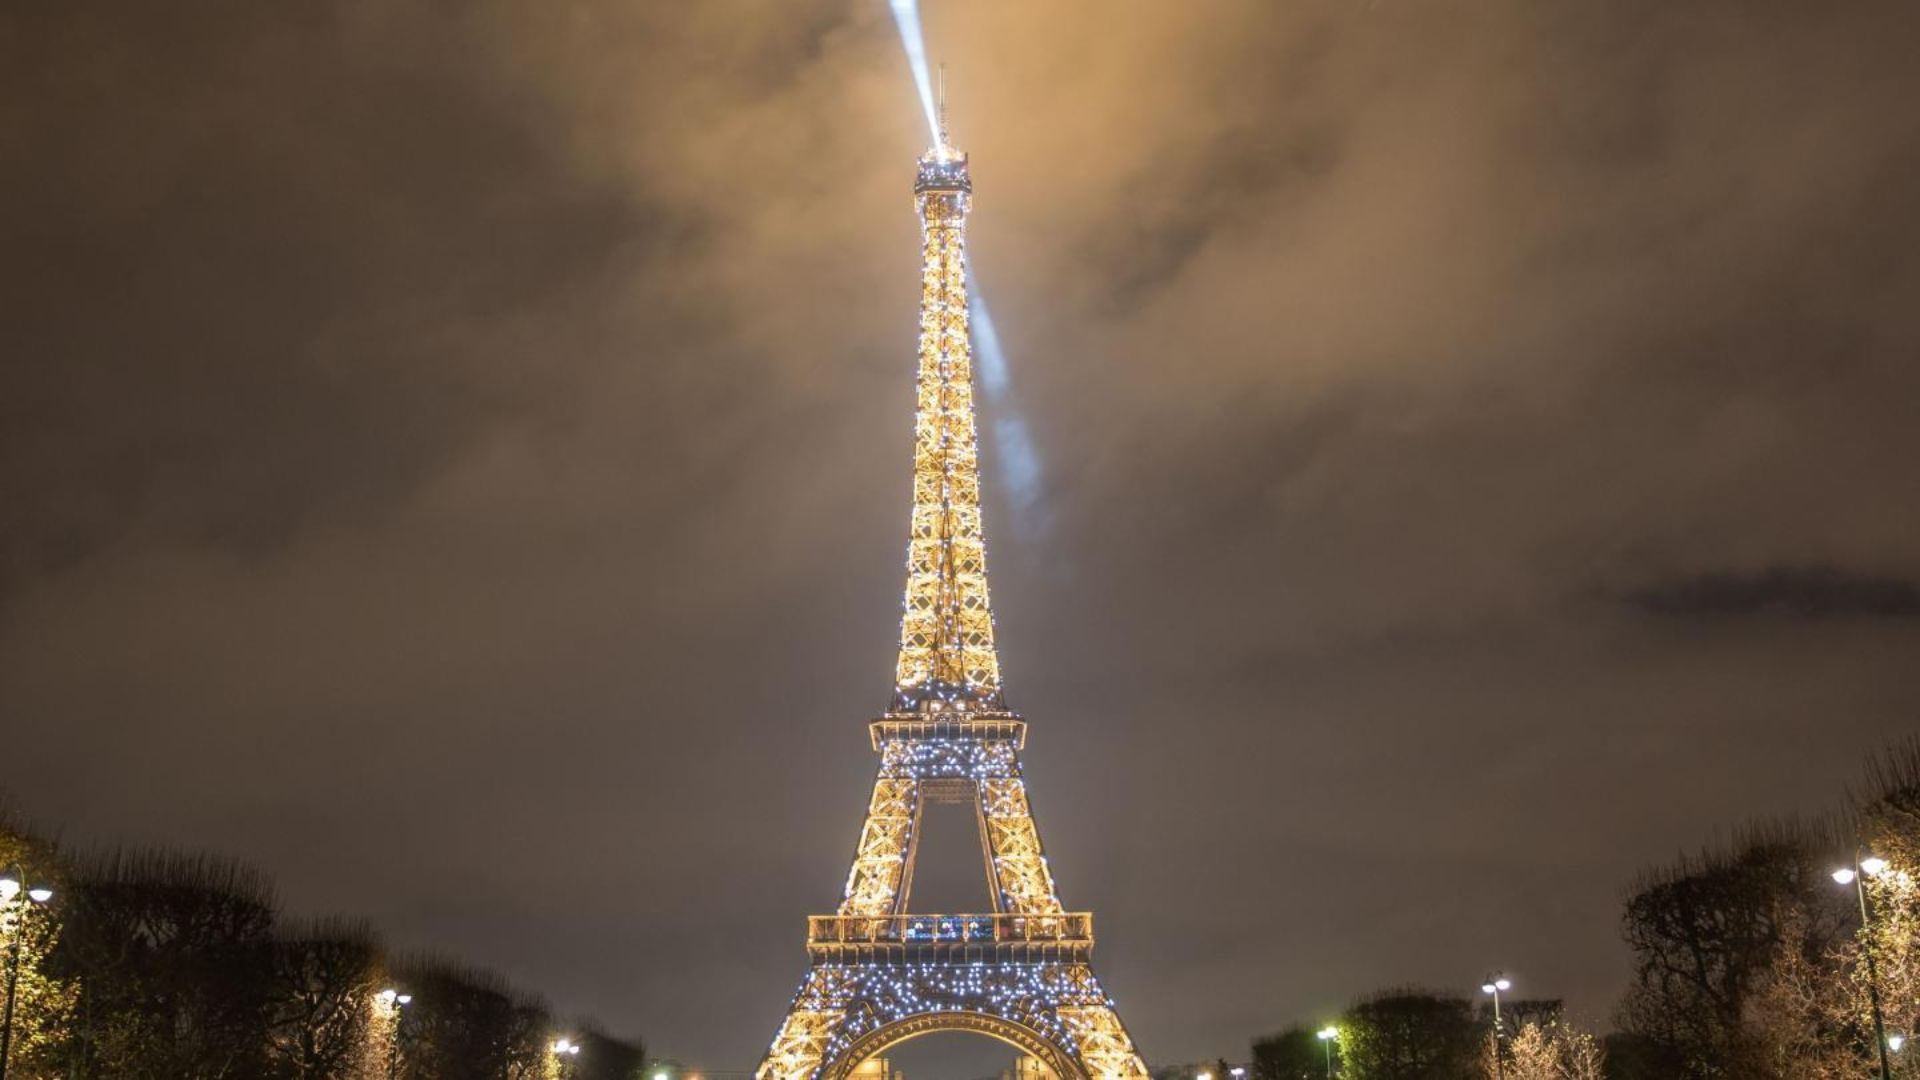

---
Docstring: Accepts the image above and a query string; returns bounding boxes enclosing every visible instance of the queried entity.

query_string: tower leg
[759,968,852,1080]
[840,776,918,918]
[979,777,1064,917]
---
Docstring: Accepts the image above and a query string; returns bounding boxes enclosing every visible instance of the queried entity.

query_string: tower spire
[937,63,949,147]
[895,121,1001,712]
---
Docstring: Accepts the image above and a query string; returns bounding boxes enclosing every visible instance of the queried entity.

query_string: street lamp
[0,865,54,1080]
[1834,855,1895,1080]
[553,1038,583,1078]
[1315,1027,1339,1079]
[377,987,411,1080]
[1481,974,1512,1080]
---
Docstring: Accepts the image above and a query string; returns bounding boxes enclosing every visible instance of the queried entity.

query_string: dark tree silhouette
[0,801,650,1077]
[1251,1025,1327,1080]
[1614,819,1850,1078]
[1338,988,1479,1080]
[392,954,556,1079]
[265,916,386,1078]
[55,848,278,1078]
[1481,997,1559,1039]
[573,1027,648,1080]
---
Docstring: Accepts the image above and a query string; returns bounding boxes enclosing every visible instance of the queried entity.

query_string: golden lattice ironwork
[1059,1003,1152,1080]
[981,777,1064,918]
[893,142,1001,710]
[757,134,1148,1080]
[840,778,917,920]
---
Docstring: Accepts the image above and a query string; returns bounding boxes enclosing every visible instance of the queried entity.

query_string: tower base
[759,961,1146,1080]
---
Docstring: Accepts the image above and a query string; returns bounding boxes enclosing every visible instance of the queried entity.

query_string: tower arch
[828,1012,1083,1080]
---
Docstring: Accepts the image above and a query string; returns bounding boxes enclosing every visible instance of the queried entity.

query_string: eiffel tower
[755,125,1149,1080]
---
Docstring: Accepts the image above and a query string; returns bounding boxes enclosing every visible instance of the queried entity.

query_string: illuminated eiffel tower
[755,125,1148,1080]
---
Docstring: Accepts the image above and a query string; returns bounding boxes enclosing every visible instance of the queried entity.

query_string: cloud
[4,0,1920,1067]
[1627,565,1920,619]
[0,3,665,582]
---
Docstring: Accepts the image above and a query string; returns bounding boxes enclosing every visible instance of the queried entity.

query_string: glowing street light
[1834,854,1895,1080]
[1889,1033,1907,1053]
[1482,974,1513,1080]
[0,864,55,1080]
[377,987,412,1080]
[1316,1026,1340,1078]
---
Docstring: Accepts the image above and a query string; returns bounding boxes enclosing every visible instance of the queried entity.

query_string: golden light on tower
[893,130,1002,709]
[756,123,1147,1080]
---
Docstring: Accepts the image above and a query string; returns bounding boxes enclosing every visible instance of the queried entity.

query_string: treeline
[0,813,644,1079]
[1250,737,1920,1080]
[1253,992,1601,1080]
[1606,738,1920,1078]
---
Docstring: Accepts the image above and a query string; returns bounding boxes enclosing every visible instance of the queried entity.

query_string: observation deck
[806,912,1094,964]
[914,146,971,194]
[869,712,1025,751]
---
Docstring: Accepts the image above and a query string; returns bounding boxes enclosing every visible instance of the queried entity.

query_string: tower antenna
[937,63,949,147]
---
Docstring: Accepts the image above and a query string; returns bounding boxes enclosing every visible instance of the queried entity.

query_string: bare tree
[1853,738,1920,1054]
[1480,1023,1556,1080]
[1477,1021,1604,1080]
[265,916,387,1079]
[1556,1023,1604,1080]
[573,1026,647,1080]
[1713,739,1920,1079]
[57,847,278,1078]
[1616,818,1849,1078]
[392,954,556,1079]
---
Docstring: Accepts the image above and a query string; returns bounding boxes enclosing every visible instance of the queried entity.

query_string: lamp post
[1480,974,1512,1080]
[376,987,412,1080]
[0,865,54,1080]
[1315,1026,1339,1079]
[1833,856,1895,1080]
[552,1038,583,1078]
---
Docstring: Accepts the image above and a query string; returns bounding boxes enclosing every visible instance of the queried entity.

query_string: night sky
[5,0,1920,1071]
